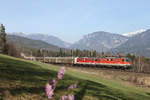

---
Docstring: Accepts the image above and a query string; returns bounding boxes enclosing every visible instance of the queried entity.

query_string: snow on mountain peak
[8,32,30,36]
[122,29,146,37]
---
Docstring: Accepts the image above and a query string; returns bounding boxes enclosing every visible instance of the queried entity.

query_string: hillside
[112,29,150,57]
[7,35,61,51]
[0,54,150,100]
[70,31,128,52]
[8,32,71,48]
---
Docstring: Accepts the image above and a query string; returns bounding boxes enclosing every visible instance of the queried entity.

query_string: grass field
[0,54,150,100]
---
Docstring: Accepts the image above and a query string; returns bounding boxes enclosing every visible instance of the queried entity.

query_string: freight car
[35,57,74,64]
[35,57,132,68]
[45,57,73,64]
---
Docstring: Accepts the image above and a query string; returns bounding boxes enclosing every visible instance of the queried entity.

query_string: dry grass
[68,66,150,88]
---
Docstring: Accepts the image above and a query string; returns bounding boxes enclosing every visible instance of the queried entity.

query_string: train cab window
[126,59,131,62]
[103,59,106,61]
[95,58,98,61]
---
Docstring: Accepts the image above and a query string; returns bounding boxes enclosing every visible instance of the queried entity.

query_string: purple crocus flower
[61,95,68,100]
[57,67,66,80]
[68,94,74,100]
[45,83,54,100]
[50,79,56,87]
[68,84,77,91]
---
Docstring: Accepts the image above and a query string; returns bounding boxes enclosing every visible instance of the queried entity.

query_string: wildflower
[45,66,77,100]
[50,79,56,87]
[68,94,74,100]
[57,67,66,80]
[61,95,68,100]
[45,83,54,100]
[68,84,77,91]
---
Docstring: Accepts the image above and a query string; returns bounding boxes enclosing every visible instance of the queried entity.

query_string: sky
[0,0,150,43]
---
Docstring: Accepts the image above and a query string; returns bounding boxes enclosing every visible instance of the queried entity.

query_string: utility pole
[71,49,74,65]
[101,48,104,58]
[30,51,33,60]
[139,55,141,72]
[41,48,45,63]
[71,49,73,57]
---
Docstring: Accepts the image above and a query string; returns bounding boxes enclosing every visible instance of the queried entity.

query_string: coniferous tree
[37,49,42,57]
[71,49,73,57]
[93,50,97,57]
[0,24,8,54]
[59,48,63,57]
[76,49,80,57]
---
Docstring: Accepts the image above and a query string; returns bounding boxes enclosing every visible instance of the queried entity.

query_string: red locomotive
[74,57,132,68]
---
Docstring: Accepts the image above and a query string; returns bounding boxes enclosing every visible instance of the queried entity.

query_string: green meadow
[0,54,150,100]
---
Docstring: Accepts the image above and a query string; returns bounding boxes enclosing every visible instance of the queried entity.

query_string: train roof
[77,57,130,59]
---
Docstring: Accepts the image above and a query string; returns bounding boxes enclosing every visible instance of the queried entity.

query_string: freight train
[35,57,132,69]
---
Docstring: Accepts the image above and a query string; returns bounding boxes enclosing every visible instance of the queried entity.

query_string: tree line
[33,48,99,57]
[0,24,21,57]
[127,53,150,73]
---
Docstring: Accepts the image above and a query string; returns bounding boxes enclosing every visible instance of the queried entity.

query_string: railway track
[48,63,134,73]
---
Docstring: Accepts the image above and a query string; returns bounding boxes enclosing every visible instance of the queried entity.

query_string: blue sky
[0,0,150,43]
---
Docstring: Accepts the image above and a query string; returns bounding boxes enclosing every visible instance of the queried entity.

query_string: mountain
[8,32,71,48]
[7,35,60,51]
[112,29,150,57]
[122,29,146,37]
[70,31,128,52]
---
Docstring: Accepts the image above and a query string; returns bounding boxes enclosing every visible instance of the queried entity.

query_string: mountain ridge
[70,31,128,52]
[7,35,61,51]
[8,32,71,48]
[112,29,150,57]
[7,29,150,57]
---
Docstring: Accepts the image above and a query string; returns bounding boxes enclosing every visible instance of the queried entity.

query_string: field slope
[0,54,150,100]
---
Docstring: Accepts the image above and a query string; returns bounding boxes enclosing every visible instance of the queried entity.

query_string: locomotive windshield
[94,58,98,61]
[126,59,131,62]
